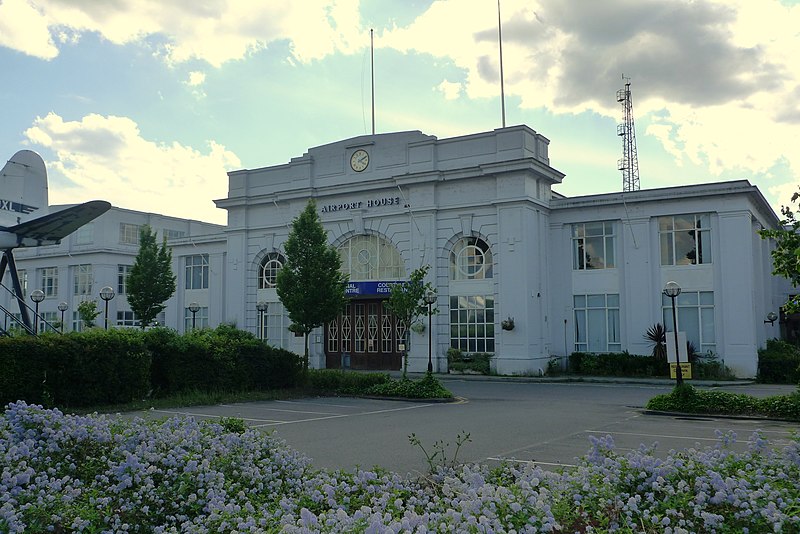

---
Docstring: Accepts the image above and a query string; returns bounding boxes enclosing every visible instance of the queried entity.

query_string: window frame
[659,214,712,266]
[574,293,621,353]
[572,221,615,270]
[185,254,210,290]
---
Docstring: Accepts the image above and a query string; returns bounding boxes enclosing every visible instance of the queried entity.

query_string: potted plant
[501,317,515,331]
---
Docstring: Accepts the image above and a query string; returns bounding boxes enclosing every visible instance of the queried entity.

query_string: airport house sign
[320,196,402,213]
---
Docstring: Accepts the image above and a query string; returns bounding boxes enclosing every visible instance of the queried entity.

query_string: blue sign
[345,280,404,296]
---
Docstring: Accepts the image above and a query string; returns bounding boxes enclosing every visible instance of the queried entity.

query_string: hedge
[1,325,303,408]
[568,351,669,377]
[758,339,800,384]
[647,384,800,421]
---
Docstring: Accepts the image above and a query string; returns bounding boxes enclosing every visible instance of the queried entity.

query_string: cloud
[187,71,205,87]
[436,80,462,100]
[381,0,800,201]
[0,0,59,59]
[23,113,240,224]
[0,0,364,67]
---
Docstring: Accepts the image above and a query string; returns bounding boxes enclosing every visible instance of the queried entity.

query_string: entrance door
[325,299,403,370]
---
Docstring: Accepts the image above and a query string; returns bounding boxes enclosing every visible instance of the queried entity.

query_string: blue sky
[1,0,799,224]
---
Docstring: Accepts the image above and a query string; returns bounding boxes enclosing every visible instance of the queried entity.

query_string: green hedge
[758,339,800,384]
[647,384,800,421]
[447,348,492,375]
[1,325,304,408]
[568,351,669,377]
[0,329,150,407]
[306,369,391,393]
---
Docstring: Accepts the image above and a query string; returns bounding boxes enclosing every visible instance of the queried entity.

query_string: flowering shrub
[2,401,799,532]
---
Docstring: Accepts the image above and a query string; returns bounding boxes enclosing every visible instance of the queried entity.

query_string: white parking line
[251,402,436,427]
[585,429,795,443]
[152,409,283,424]
[275,399,360,409]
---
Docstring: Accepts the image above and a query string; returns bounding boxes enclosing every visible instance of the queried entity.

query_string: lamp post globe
[662,280,683,386]
[188,302,200,330]
[57,301,68,333]
[30,290,45,335]
[424,291,436,374]
[99,286,115,330]
[256,301,269,341]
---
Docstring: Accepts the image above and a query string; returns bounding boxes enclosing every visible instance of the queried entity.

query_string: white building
[1,125,788,377]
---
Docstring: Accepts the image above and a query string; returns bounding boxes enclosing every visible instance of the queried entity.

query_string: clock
[350,149,369,172]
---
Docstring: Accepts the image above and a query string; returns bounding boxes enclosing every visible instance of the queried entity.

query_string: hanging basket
[501,317,515,331]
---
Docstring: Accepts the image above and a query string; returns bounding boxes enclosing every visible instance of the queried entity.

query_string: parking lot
[128,379,800,476]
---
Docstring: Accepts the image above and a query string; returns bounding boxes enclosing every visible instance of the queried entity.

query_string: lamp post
[663,280,683,386]
[57,302,68,333]
[764,312,778,326]
[424,291,436,374]
[30,290,44,334]
[256,301,268,341]
[188,302,200,330]
[99,286,115,330]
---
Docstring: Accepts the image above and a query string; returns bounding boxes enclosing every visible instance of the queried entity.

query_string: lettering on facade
[320,196,402,213]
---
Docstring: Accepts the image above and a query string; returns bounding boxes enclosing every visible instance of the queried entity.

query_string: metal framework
[617,77,640,192]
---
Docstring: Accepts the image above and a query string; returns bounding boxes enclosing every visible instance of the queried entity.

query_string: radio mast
[617,76,640,192]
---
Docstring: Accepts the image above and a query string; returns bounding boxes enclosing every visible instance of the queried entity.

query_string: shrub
[365,373,453,399]
[568,351,668,377]
[0,329,150,408]
[447,348,492,375]
[646,385,800,421]
[758,339,800,384]
[305,369,391,393]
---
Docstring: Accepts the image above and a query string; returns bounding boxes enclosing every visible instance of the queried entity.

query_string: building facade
[1,125,788,377]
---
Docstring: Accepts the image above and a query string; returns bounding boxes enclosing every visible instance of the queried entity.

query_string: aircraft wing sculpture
[0,150,111,333]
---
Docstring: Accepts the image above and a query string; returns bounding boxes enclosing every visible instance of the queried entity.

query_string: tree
[127,225,176,329]
[77,300,100,329]
[386,264,436,378]
[760,190,800,313]
[276,199,347,373]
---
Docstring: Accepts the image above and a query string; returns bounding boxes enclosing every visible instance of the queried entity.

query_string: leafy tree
[760,190,800,313]
[386,264,436,377]
[77,300,100,329]
[276,200,347,374]
[127,225,176,329]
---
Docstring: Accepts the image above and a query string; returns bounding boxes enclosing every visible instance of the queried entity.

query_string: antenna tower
[617,76,640,192]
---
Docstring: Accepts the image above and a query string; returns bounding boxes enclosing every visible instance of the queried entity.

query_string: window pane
[605,236,615,268]
[679,307,700,349]
[587,309,607,352]
[587,294,605,308]
[585,222,604,236]
[574,295,586,308]
[606,294,619,307]
[701,308,715,343]
[674,230,696,265]
[697,230,711,264]
[658,217,673,232]
[575,310,586,342]
[674,215,694,230]
[584,237,604,269]
[608,309,620,343]
[677,292,698,306]
[660,234,673,265]
[699,291,714,305]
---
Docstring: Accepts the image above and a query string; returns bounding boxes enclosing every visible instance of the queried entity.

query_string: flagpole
[497,0,506,128]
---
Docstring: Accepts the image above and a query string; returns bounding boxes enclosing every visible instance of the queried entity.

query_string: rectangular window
[74,223,94,245]
[116,310,140,328]
[659,214,712,266]
[120,223,141,245]
[574,293,621,352]
[72,311,84,332]
[449,295,495,353]
[40,267,58,297]
[572,222,615,270]
[185,254,210,290]
[40,311,58,334]
[184,306,209,330]
[73,264,93,296]
[118,265,132,294]
[163,229,186,241]
[662,290,715,354]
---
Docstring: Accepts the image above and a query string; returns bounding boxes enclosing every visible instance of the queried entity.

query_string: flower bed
[2,402,799,532]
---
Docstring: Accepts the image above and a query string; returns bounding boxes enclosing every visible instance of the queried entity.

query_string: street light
[256,301,268,341]
[663,280,683,386]
[188,302,200,330]
[57,302,68,333]
[764,312,778,325]
[99,286,115,330]
[30,290,44,335]
[424,291,436,374]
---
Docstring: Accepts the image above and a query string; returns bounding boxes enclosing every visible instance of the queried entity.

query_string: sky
[1,0,800,225]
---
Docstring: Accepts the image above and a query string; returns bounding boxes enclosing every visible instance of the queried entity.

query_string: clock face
[350,149,369,172]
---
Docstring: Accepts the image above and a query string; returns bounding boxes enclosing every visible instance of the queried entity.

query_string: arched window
[258,253,285,289]
[338,235,403,281]
[450,237,493,281]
